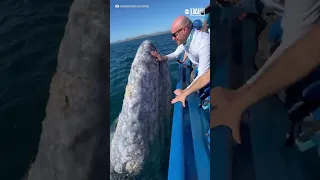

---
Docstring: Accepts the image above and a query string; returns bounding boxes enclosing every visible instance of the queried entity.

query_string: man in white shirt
[151,15,210,89]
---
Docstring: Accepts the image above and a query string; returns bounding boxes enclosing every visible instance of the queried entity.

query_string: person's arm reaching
[210,25,320,144]
[235,24,320,113]
[151,44,185,61]
[171,40,210,107]
[171,70,210,107]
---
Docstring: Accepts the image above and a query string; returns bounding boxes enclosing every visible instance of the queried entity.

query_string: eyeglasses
[172,27,184,38]
[172,25,192,38]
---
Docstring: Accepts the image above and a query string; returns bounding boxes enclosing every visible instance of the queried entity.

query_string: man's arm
[171,70,210,107]
[165,44,185,60]
[235,25,320,111]
[151,44,185,61]
[185,70,210,95]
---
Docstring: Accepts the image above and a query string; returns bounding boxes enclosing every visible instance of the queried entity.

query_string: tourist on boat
[193,19,203,30]
[151,15,210,89]
[210,0,320,144]
[171,70,210,107]
[178,19,205,65]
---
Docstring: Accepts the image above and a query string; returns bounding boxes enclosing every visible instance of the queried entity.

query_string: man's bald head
[170,15,193,45]
[171,16,192,32]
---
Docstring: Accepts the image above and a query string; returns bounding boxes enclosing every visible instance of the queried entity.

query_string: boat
[209,2,320,180]
[167,56,210,180]
[167,2,320,179]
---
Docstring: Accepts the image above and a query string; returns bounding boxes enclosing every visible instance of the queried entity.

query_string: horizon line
[111,30,171,44]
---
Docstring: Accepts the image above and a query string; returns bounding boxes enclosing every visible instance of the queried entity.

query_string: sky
[110,0,209,43]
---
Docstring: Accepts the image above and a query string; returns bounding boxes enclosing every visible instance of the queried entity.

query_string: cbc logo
[184,9,190,14]
[115,4,119,8]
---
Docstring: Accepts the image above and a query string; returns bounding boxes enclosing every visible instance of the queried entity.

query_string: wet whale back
[110,40,172,179]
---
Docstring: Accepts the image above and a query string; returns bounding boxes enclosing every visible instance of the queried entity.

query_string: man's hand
[210,87,245,144]
[171,89,187,107]
[210,103,243,144]
[151,51,167,61]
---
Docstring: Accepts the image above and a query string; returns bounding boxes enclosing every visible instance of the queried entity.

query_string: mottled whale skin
[110,40,172,179]
[25,0,109,180]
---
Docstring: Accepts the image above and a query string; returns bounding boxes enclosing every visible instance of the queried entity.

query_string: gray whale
[25,0,110,180]
[110,40,172,179]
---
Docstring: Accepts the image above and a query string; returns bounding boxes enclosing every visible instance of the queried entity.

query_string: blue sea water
[110,33,181,126]
[0,0,181,179]
[0,0,72,179]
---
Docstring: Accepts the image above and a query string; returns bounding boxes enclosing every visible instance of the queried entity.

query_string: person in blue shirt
[192,19,202,30]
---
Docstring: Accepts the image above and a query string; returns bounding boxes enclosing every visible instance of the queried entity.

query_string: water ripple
[0,1,72,179]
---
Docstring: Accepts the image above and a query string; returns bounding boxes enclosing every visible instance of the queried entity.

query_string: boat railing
[167,62,186,180]
[168,56,210,180]
[184,62,210,179]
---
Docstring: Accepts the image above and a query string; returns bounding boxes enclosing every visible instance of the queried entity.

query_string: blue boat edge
[168,55,210,180]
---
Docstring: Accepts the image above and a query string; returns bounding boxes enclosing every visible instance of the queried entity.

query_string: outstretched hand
[171,89,187,107]
[151,51,166,61]
[210,87,245,144]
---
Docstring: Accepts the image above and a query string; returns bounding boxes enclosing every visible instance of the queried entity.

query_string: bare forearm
[237,25,320,110]
[161,55,169,61]
[185,70,210,95]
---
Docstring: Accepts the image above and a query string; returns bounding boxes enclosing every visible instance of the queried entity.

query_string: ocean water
[110,33,181,126]
[0,0,180,179]
[0,0,72,179]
